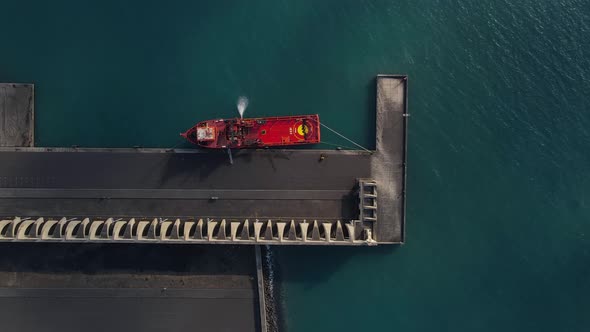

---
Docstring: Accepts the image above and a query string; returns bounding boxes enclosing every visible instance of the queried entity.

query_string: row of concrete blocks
[0,217,377,245]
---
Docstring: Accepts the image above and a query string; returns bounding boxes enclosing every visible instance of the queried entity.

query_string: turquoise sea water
[1,0,589,331]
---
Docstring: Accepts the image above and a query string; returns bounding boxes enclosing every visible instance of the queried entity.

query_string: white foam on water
[264,244,279,331]
[264,244,275,297]
[237,96,249,119]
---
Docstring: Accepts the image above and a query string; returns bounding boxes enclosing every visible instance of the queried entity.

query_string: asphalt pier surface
[0,243,259,332]
[0,149,370,220]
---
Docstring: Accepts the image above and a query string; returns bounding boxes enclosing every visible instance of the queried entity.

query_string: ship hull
[181,114,321,149]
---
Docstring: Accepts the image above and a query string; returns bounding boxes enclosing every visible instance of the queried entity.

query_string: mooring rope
[167,137,187,150]
[320,140,361,151]
[320,122,372,152]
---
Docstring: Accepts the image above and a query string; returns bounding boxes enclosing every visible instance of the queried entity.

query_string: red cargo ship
[181,114,321,149]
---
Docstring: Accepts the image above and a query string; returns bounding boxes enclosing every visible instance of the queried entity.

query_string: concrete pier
[0,75,408,332]
[0,75,408,245]
[0,83,34,147]
[0,243,260,332]
[373,75,408,243]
